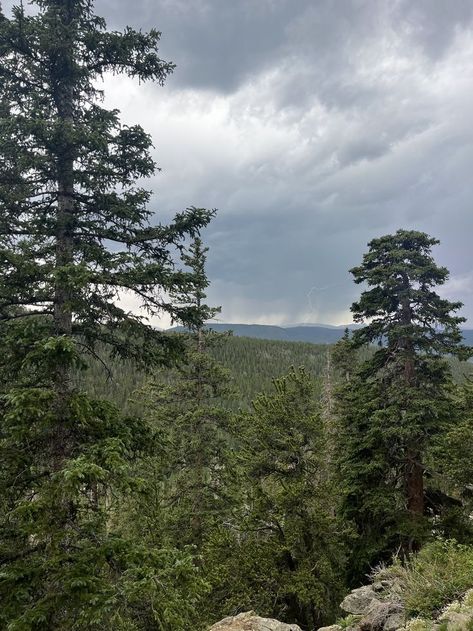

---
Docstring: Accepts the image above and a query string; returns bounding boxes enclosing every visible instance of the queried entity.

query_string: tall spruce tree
[337,230,469,579]
[0,1,212,628]
[135,237,234,550]
[125,237,236,628]
[223,368,347,629]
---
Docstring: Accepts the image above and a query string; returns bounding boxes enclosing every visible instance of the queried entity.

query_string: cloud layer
[3,0,473,325]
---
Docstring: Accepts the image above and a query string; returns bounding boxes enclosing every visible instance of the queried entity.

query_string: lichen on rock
[341,586,382,616]
[209,611,302,631]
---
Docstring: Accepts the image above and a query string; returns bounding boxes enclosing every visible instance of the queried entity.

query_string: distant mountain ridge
[170,322,473,346]
[283,322,361,330]
[204,323,347,343]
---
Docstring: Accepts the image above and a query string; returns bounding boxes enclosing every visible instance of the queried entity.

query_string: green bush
[336,614,362,629]
[376,540,473,618]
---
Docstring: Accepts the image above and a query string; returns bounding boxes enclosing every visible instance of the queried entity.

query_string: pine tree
[337,229,469,578]
[0,1,212,627]
[120,237,237,628]
[331,329,358,383]
[136,237,234,550]
[224,368,347,629]
[430,381,473,540]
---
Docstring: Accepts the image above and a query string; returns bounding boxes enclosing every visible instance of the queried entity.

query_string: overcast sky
[4,0,473,326]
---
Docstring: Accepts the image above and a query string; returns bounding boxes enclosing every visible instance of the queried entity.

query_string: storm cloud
[3,0,473,325]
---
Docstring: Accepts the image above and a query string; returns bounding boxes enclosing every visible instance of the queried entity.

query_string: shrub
[375,540,473,618]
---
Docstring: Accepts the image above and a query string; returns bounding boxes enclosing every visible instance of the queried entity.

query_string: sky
[4,0,473,327]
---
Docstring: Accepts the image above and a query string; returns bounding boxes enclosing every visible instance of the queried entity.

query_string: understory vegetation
[374,540,473,619]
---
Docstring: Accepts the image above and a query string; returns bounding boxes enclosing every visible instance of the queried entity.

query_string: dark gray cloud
[99,0,297,92]
[95,1,473,96]
[2,0,473,325]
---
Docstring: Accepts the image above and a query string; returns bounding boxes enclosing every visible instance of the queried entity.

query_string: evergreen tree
[0,1,212,627]
[123,237,237,628]
[221,368,346,629]
[135,237,234,550]
[331,329,358,383]
[337,230,469,579]
[430,381,473,539]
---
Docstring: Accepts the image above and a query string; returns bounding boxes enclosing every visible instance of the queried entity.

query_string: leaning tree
[337,230,470,577]
[0,0,212,627]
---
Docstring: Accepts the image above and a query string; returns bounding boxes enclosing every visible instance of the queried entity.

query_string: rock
[463,589,473,608]
[317,626,343,631]
[341,586,381,615]
[209,611,302,631]
[438,611,472,630]
[372,582,385,593]
[359,601,405,631]
[384,612,405,631]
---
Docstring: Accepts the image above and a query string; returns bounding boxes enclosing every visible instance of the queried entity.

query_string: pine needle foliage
[0,1,212,628]
[221,368,347,629]
[134,237,235,552]
[335,230,470,582]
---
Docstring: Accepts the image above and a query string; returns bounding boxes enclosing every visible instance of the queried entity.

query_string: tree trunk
[51,0,75,470]
[406,448,424,516]
[404,357,424,521]
[400,290,424,552]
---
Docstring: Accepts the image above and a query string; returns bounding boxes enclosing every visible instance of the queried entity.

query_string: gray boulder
[341,586,381,615]
[359,601,405,631]
[209,611,302,631]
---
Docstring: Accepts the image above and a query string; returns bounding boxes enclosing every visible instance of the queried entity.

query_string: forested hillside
[83,336,329,412]
[177,322,473,346]
[83,334,473,413]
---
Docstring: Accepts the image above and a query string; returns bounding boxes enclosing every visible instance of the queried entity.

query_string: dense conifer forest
[82,337,340,412]
[83,335,473,414]
[1,2,473,630]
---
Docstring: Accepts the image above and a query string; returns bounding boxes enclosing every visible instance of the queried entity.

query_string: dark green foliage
[350,230,468,358]
[0,335,207,630]
[121,360,348,629]
[208,368,347,630]
[213,336,326,407]
[0,0,211,359]
[430,382,473,537]
[134,236,234,549]
[335,230,470,583]
[434,382,473,496]
[80,333,472,417]
[115,238,235,630]
[335,354,457,580]
[0,1,212,627]
[130,331,235,545]
[81,336,329,413]
[1,2,472,621]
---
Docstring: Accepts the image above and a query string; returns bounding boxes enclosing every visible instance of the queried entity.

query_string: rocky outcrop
[317,584,473,631]
[210,585,473,631]
[340,583,405,631]
[209,611,302,631]
[358,601,404,631]
[321,580,406,631]
[401,589,473,630]
[341,586,382,615]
